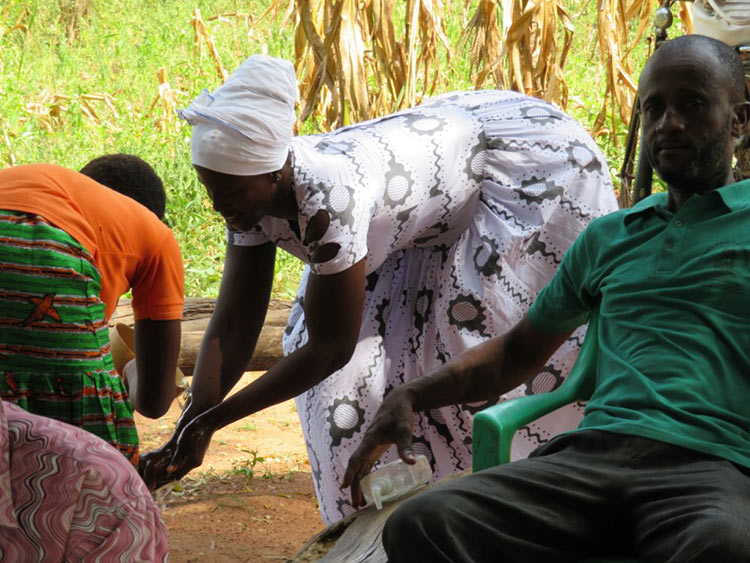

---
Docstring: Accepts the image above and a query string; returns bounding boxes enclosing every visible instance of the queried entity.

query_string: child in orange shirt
[0,155,184,464]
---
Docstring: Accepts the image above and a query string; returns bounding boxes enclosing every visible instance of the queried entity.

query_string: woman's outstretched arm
[138,241,275,488]
[141,255,367,488]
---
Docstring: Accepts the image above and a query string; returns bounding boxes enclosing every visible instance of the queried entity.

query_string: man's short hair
[80,154,166,219]
[652,34,746,103]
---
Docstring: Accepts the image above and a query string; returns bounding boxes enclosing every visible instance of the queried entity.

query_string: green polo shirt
[528,180,750,467]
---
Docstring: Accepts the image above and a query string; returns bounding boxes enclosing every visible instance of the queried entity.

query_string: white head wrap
[178,55,297,176]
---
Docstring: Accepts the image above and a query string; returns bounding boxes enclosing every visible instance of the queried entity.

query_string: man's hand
[342,387,417,508]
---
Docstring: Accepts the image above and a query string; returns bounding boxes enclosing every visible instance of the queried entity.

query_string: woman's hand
[162,414,216,482]
[138,397,204,491]
[341,386,417,508]
[138,436,179,491]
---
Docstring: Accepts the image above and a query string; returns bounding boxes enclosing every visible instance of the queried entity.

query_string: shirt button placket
[658,217,684,271]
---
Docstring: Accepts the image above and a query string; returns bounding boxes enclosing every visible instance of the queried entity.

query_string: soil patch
[135,372,325,562]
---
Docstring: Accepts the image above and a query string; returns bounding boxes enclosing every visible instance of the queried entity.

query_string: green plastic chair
[472,311,640,563]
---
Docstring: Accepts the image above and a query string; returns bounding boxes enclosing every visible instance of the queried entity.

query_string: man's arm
[410,316,571,408]
[343,315,572,506]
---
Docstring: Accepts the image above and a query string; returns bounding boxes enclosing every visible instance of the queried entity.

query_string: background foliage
[0,0,689,298]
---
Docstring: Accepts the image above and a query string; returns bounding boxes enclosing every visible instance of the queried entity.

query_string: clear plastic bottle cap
[360,455,432,510]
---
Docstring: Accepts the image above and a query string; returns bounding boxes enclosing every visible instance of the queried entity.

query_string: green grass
[231,448,266,480]
[1,0,298,297]
[0,0,674,298]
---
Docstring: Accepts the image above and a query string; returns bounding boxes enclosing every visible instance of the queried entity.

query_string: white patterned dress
[229,90,619,524]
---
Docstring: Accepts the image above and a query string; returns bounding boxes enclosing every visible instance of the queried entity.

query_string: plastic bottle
[360,455,432,510]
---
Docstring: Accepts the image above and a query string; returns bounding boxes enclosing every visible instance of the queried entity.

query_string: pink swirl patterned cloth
[0,399,168,561]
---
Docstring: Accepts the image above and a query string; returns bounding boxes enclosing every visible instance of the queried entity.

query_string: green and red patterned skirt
[0,210,138,464]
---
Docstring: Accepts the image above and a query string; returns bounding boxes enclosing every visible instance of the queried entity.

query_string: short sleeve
[227,224,270,247]
[131,230,184,321]
[527,219,600,333]
[305,188,373,275]
[294,148,377,276]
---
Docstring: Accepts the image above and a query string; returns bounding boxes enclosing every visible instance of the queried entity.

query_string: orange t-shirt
[0,164,184,321]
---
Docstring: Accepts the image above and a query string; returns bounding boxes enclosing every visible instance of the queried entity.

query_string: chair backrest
[563,309,600,402]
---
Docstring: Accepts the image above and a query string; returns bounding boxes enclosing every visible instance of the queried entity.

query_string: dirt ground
[134,371,326,563]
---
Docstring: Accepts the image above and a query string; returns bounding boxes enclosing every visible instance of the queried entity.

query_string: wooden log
[291,470,470,562]
[111,297,292,374]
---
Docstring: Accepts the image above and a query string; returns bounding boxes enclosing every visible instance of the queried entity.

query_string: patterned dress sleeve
[227,223,271,247]
[291,137,379,275]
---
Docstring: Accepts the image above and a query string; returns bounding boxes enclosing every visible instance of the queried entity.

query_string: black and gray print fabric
[229,90,619,524]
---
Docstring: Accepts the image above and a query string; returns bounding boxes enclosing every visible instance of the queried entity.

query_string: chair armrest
[472,312,599,472]
[472,385,582,471]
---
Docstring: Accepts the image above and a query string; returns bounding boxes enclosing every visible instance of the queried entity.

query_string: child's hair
[80,154,166,219]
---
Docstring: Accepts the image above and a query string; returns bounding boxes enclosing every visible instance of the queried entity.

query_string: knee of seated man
[384,488,452,544]
[677,511,750,559]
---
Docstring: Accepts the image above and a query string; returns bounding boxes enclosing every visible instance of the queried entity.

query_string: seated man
[0,396,168,561]
[343,34,750,562]
[0,155,183,464]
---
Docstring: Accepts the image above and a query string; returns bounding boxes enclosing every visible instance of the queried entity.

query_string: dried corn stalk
[465,0,504,88]
[465,0,574,108]
[148,68,185,132]
[207,11,253,25]
[0,3,30,41]
[593,0,694,141]
[292,0,451,131]
[408,0,452,106]
[189,0,693,141]
[191,8,228,82]
[23,91,70,133]
[0,22,28,40]
[79,93,119,128]
[676,1,694,33]
[366,0,407,112]
[254,0,296,29]
[23,90,121,132]
[333,0,370,124]
[590,0,651,141]
[59,0,90,44]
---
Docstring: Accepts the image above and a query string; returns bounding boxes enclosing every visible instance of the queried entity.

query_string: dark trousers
[383,430,750,563]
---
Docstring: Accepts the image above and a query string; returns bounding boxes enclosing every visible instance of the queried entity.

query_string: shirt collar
[622,179,750,225]
[0,399,20,529]
[622,192,668,225]
[714,179,750,211]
